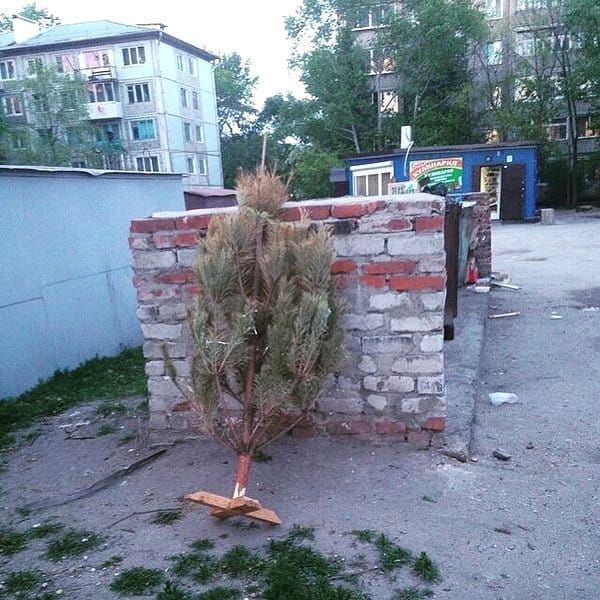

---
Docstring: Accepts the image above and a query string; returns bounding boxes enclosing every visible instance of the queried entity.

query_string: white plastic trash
[489,392,519,406]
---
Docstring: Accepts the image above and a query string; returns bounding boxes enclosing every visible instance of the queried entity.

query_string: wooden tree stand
[185,453,281,525]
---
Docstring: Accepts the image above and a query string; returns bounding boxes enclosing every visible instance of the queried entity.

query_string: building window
[88,82,115,103]
[192,91,199,110]
[27,57,43,75]
[11,130,27,149]
[514,77,537,102]
[55,54,74,73]
[547,121,567,141]
[195,124,204,143]
[176,54,184,71]
[83,50,111,68]
[136,156,159,172]
[577,116,600,138]
[491,86,502,108]
[197,156,207,176]
[97,121,121,143]
[0,60,15,80]
[369,49,395,74]
[350,161,393,196]
[2,95,23,116]
[515,34,535,57]
[486,41,503,65]
[516,0,543,10]
[180,88,188,108]
[485,0,502,19]
[183,122,192,142]
[354,4,393,29]
[127,82,150,103]
[122,46,146,66]
[188,58,195,75]
[186,156,195,173]
[131,119,156,141]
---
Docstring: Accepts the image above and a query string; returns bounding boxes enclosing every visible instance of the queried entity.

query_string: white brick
[362,335,412,354]
[369,292,414,311]
[400,398,421,413]
[417,375,445,395]
[417,256,446,273]
[336,376,360,391]
[133,251,176,270]
[145,361,165,376]
[158,303,188,321]
[177,248,198,268]
[136,305,157,323]
[148,377,181,397]
[421,292,446,311]
[420,334,444,353]
[343,313,385,331]
[319,396,364,414]
[392,355,443,374]
[358,355,377,374]
[143,341,188,359]
[363,376,414,393]
[334,234,386,257]
[367,395,388,411]
[387,233,443,256]
[391,315,443,332]
[130,236,151,250]
[141,323,183,340]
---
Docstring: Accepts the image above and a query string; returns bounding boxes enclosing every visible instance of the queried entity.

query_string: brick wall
[130,194,447,442]
[470,193,492,278]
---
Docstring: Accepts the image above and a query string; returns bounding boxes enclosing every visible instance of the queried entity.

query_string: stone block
[336,376,361,391]
[420,334,444,353]
[149,411,168,429]
[148,376,182,397]
[132,250,176,270]
[387,233,443,256]
[400,397,421,413]
[177,248,198,268]
[417,375,445,395]
[392,355,443,374]
[362,335,412,354]
[367,395,388,411]
[145,361,165,377]
[343,313,385,331]
[141,323,183,341]
[369,292,416,312]
[421,292,445,311]
[319,396,364,414]
[143,341,189,359]
[390,315,443,332]
[158,303,188,321]
[363,376,414,393]
[136,305,158,323]
[358,355,377,373]
[417,256,446,273]
[334,234,386,257]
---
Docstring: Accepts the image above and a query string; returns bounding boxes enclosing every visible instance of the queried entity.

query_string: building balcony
[87,101,123,120]
[81,65,117,82]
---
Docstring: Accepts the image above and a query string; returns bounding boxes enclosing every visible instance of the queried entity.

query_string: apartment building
[0,17,223,186]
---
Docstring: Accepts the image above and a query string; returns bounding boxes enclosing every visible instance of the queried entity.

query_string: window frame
[197,156,207,176]
[485,40,503,65]
[183,121,192,142]
[136,155,159,172]
[176,54,184,71]
[2,94,23,116]
[88,81,116,103]
[0,59,16,81]
[195,124,204,143]
[130,118,157,141]
[350,161,394,197]
[122,46,146,66]
[126,82,151,104]
[180,87,188,108]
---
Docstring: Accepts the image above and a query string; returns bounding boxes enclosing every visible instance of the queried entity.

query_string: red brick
[362,260,416,275]
[283,206,302,221]
[375,419,407,434]
[137,286,181,301]
[176,215,212,229]
[332,203,364,218]
[406,430,432,448]
[360,275,387,288]
[364,200,386,214]
[173,232,199,247]
[423,417,446,431]
[306,205,331,220]
[130,218,175,233]
[326,419,373,435]
[387,218,412,231]
[183,284,201,298]
[331,259,358,274]
[172,401,192,412]
[155,270,195,284]
[132,275,147,288]
[291,425,318,439]
[389,275,445,292]
[415,216,444,232]
[153,233,174,249]
[335,274,358,289]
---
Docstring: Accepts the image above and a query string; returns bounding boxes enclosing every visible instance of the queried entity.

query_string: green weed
[197,588,241,600]
[27,521,63,539]
[219,545,264,577]
[375,534,412,572]
[190,539,215,552]
[286,524,315,542]
[110,567,164,595]
[96,401,127,417]
[351,529,377,543]
[45,529,102,561]
[156,581,192,599]
[0,528,28,556]
[97,424,118,436]
[2,569,43,595]
[412,552,441,583]
[152,511,182,526]
[171,549,219,584]
[101,555,124,569]
[118,433,136,446]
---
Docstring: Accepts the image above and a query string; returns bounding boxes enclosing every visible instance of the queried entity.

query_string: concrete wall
[129,194,448,443]
[0,166,184,398]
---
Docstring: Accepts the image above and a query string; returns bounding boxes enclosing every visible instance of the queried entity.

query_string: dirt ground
[2,209,600,599]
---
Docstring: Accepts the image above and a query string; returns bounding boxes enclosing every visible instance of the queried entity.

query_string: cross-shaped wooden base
[185,490,282,525]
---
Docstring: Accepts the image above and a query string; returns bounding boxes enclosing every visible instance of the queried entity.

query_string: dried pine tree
[187,168,345,502]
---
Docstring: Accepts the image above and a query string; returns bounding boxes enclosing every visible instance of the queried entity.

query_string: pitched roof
[0,20,217,61]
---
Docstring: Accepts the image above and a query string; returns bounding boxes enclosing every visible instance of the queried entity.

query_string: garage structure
[342,142,538,221]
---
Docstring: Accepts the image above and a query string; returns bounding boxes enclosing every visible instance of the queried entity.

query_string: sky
[5,0,305,107]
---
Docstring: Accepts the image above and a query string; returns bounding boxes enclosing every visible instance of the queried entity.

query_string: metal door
[500,164,525,220]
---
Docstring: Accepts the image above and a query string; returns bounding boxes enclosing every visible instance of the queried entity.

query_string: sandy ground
[1,209,600,599]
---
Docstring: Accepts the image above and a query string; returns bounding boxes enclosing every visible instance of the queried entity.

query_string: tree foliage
[0,2,60,32]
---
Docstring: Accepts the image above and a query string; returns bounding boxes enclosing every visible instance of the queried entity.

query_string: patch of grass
[412,552,441,583]
[97,424,118,436]
[118,433,136,446]
[0,347,145,450]
[171,552,219,584]
[253,450,272,463]
[101,555,124,569]
[157,581,192,599]
[219,545,264,578]
[197,587,241,600]
[286,524,315,543]
[2,569,43,595]
[96,401,127,417]
[45,529,102,561]
[374,534,412,572]
[421,495,436,503]
[351,529,377,543]
[110,567,164,596]
[395,588,434,600]
[27,521,64,539]
[190,539,215,552]
[0,528,28,556]
[152,511,182,526]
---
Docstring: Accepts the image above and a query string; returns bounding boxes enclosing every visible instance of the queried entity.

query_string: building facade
[0,18,223,186]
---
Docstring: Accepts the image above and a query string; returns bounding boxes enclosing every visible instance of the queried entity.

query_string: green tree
[214,53,258,136]
[1,64,98,167]
[287,147,341,199]
[0,2,60,32]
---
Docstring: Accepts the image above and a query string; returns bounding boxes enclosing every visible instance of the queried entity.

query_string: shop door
[500,164,525,220]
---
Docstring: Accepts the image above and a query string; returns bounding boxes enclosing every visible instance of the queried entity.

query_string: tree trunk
[232,452,252,498]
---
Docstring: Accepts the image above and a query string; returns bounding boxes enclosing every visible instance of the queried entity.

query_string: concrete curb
[442,288,489,461]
